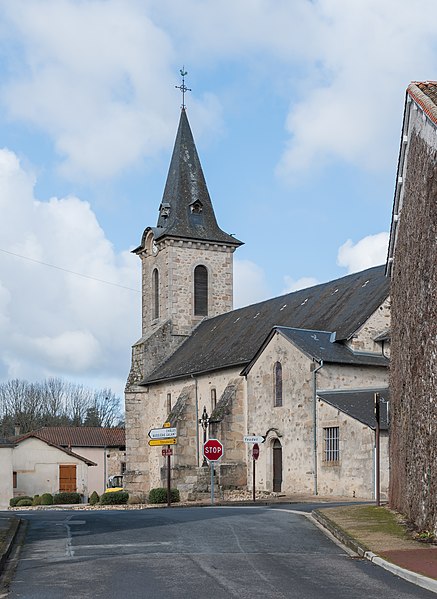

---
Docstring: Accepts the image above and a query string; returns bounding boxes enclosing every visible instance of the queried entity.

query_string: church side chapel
[125,77,391,500]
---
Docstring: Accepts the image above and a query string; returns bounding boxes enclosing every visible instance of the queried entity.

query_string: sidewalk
[313,504,437,595]
[0,516,20,578]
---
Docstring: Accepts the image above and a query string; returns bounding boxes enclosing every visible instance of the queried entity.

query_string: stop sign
[203,439,223,461]
[252,443,260,460]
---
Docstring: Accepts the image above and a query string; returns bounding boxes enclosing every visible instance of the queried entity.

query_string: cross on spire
[175,67,191,109]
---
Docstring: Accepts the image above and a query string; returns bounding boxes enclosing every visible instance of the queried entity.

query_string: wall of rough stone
[346,299,391,356]
[390,120,437,532]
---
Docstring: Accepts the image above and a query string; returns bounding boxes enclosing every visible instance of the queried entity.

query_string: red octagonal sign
[203,438,223,462]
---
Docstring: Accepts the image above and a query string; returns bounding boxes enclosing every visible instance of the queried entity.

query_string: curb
[312,509,437,595]
[0,518,21,578]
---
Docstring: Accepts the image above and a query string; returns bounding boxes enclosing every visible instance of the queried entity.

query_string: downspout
[191,374,199,466]
[312,360,324,496]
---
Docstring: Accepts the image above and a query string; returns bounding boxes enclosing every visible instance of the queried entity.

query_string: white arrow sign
[243,435,264,444]
[149,427,177,439]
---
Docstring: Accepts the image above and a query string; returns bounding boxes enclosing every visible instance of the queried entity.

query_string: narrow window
[121,462,126,474]
[211,388,217,412]
[323,427,340,462]
[152,268,159,320]
[274,361,282,407]
[166,393,172,413]
[194,265,208,316]
[13,471,17,489]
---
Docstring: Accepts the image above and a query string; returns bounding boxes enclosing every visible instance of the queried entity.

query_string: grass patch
[322,505,409,540]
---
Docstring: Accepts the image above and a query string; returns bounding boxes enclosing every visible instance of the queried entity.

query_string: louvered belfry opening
[152,268,159,320]
[194,265,208,316]
[274,361,283,407]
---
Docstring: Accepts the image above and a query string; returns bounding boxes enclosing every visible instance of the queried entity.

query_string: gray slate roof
[147,108,242,247]
[275,327,387,366]
[317,388,390,430]
[144,264,389,384]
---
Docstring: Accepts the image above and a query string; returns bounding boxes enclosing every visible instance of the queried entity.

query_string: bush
[10,496,33,507]
[32,495,42,506]
[89,491,99,506]
[53,492,82,505]
[40,493,53,505]
[148,487,180,504]
[16,498,33,507]
[99,491,129,505]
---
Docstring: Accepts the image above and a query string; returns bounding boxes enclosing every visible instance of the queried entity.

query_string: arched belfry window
[274,361,282,407]
[152,268,159,320]
[194,265,208,316]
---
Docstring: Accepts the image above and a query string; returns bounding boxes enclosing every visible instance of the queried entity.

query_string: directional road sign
[148,438,177,446]
[148,427,177,440]
[243,435,264,444]
[203,439,223,462]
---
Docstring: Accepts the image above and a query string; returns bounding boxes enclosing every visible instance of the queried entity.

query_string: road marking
[76,542,172,549]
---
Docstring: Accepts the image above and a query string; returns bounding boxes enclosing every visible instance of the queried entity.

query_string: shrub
[16,498,33,507]
[10,496,33,507]
[40,493,53,505]
[53,492,82,505]
[148,487,180,504]
[89,491,100,506]
[32,495,42,506]
[99,491,129,505]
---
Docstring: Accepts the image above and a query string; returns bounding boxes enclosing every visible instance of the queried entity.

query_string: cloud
[282,276,319,294]
[0,148,140,395]
[234,259,270,308]
[337,232,389,274]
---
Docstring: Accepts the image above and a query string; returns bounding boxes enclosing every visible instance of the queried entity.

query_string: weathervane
[175,67,191,108]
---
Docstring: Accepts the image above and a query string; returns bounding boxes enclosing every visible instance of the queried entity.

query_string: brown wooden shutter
[59,465,77,492]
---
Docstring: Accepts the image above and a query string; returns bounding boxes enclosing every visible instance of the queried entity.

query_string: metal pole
[167,446,171,507]
[253,457,256,502]
[374,392,380,506]
[210,462,214,505]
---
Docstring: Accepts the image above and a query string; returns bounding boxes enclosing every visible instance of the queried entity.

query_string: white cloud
[282,276,319,294]
[233,259,270,308]
[0,148,140,395]
[337,232,389,274]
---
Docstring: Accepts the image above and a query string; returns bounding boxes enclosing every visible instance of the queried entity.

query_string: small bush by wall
[10,496,33,507]
[99,491,129,505]
[41,493,54,505]
[89,491,99,506]
[32,495,42,506]
[148,488,180,504]
[53,492,82,505]
[16,498,33,507]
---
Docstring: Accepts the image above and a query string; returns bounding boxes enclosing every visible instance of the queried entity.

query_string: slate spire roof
[153,108,242,246]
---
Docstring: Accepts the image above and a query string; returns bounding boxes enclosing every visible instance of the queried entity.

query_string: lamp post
[199,406,209,467]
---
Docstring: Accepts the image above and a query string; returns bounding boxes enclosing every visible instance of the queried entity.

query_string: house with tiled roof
[387,81,437,532]
[15,427,126,495]
[125,105,391,500]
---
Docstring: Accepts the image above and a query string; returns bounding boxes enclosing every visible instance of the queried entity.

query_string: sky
[0,0,436,399]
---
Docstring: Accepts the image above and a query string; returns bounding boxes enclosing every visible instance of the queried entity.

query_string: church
[124,104,390,501]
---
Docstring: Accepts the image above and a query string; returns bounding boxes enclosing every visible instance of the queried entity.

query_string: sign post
[203,439,223,505]
[148,425,178,507]
[252,443,260,502]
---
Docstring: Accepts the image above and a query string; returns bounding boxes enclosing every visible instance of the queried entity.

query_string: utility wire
[0,247,140,293]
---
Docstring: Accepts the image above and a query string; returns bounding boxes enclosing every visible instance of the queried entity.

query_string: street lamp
[199,406,209,467]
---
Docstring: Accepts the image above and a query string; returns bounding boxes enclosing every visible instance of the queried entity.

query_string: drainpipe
[312,360,324,496]
[191,374,199,466]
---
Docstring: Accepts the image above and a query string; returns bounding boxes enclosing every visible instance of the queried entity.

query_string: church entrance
[273,439,282,492]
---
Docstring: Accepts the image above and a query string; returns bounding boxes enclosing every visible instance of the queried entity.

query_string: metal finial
[175,66,191,109]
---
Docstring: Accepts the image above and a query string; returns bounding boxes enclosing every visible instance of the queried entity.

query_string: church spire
[154,104,242,247]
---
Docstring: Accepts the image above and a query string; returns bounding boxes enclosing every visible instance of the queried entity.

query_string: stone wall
[346,299,391,356]
[390,120,437,532]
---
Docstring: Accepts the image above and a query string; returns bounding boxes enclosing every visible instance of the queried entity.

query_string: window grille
[274,361,282,407]
[324,427,340,462]
[194,265,208,316]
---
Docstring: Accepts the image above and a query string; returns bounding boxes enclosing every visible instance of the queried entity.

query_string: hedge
[41,493,54,505]
[10,496,33,507]
[148,488,180,504]
[99,491,129,505]
[89,491,100,506]
[53,492,82,505]
[16,498,33,507]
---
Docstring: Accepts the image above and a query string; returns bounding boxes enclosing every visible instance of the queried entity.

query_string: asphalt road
[2,504,434,599]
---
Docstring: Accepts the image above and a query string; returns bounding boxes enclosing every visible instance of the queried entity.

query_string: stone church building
[125,107,391,500]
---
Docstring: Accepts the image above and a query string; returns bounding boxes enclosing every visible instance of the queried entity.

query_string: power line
[0,247,140,293]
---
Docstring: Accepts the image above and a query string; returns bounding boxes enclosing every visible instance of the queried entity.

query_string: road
[2,504,434,599]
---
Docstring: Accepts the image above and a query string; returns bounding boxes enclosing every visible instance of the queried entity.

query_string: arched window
[194,265,208,316]
[274,361,282,407]
[152,268,159,320]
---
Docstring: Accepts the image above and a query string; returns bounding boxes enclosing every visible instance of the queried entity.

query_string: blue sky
[0,0,436,397]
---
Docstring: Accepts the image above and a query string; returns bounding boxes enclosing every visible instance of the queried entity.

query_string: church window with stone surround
[152,268,159,320]
[323,427,340,462]
[273,361,282,407]
[194,265,208,316]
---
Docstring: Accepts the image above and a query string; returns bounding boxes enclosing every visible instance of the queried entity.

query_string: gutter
[312,360,324,495]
